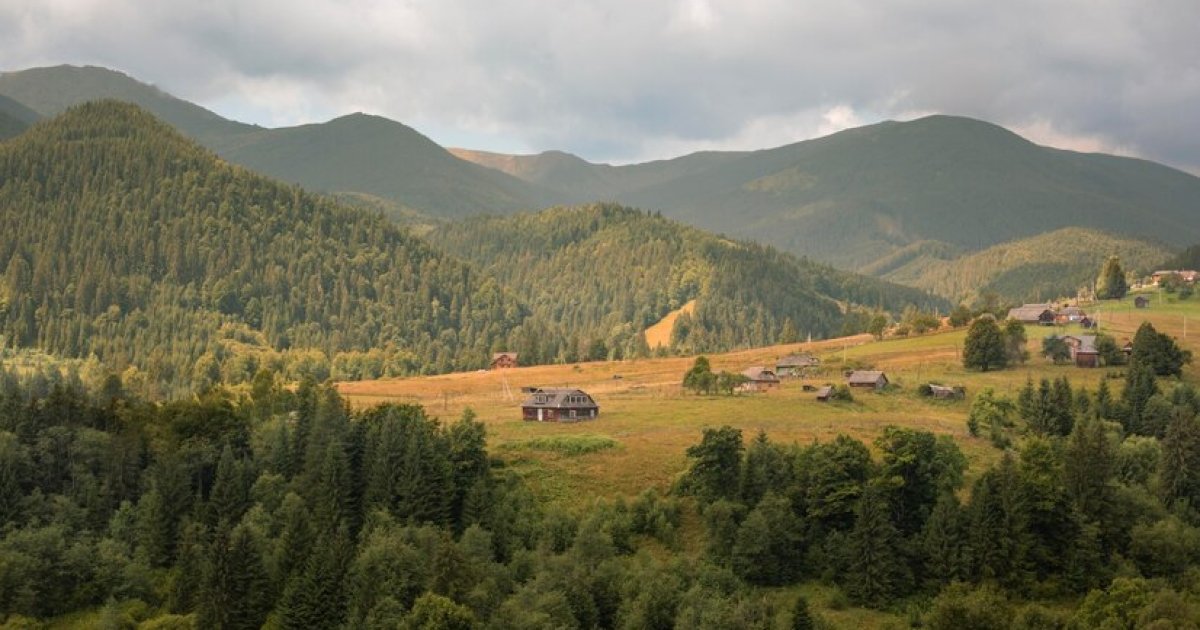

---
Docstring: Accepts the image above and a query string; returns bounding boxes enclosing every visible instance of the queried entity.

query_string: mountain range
[1,64,1195,303]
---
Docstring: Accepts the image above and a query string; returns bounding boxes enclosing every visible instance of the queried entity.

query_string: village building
[739,366,781,392]
[1056,335,1100,368]
[1006,303,1057,325]
[1152,270,1200,285]
[1056,306,1087,325]
[775,353,820,377]
[1135,296,1150,309]
[491,352,519,369]
[847,370,889,390]
[926,384,965,400]
[521,388,599,422]
[815,386,834,402]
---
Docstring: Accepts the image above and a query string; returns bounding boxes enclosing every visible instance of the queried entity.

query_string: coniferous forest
[0,102,546,395]
[6,353,1200,628]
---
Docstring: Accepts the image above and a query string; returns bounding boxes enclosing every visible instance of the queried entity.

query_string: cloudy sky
[3,0,1199,171]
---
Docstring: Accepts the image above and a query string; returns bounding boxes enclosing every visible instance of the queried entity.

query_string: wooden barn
[521,388,598,422]
[1057,335,1100,368]
[775,353,820,377]
[491,352,518,369]
[739,366,781,392]
[847,370,889,390]
[1135,296,1150,309]
[1006,304,1057,325]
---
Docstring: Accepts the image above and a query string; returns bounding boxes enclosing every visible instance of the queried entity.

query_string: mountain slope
[426,204,948,357]
[0,94,39,140]
[214,113,554,218]
[0,65,552,217]
[870,228,1170,304]
[0,64,257,142]
[0,101,545,393]
[449,147,747,202]
[459,116,1200,272]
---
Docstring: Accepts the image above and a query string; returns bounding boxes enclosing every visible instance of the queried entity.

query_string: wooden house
[1056,306,1087,324]
[1056,335,1100,368]
[815,386,834,402]
[739,366,780,392]
[1006,304,1057,325]
[491,352,519,369]
[847,370,888,390]
[1135,296,1150,309]
[521,388,598,422]
[775,353,819,377]
[1153,270,1200,285]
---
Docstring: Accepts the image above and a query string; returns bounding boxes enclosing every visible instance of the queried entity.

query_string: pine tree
[791,595,815,630]
[1095,255,1129,300]
[209,445,249,525]
[844,485,908,606]
[135,484,172,567]
[1123,360,1160,435]
[921,491,966,588]
[1161,413,1200,509]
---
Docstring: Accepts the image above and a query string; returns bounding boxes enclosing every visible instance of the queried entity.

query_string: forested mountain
[0,65,257,143]
[864,228,1171,304]
[213,113,554,219]
[0,95,38,141]
[0,65,552,218]
[0,101,550,394]
[448,147,746,204]
[427,204,948,356]
[459,116,1200,271]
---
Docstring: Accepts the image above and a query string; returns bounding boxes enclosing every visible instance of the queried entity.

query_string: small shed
[815,386,834,402]
[927,384,965,400]
[1006,304,1057,325]
[1134,296,1150,309]
[491,352,519,369]
[521,388,599,422]
[776,353,820,377]
[847,370,889,390]
[740,366,781,392]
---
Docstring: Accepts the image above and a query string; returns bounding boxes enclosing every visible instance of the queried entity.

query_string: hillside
[868,228,1171,304]
[0,64,257,142]
[426,204,948,358]
[0,65,551,217]
[461,116,1200,271]
[0,101,548,394]
[213,113,553,218]
[0,94,38,140]
[449,147,746,203]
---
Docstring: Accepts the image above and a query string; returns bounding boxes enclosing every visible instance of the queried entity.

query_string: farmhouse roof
[1076,335,1098,354]
[815,386,833,400]
[492,352,518,360]
[1007,303,1055,321]
[742,366,780,382]
[847,370,887,385]
[520,388,597,409]
[777,353,819,368]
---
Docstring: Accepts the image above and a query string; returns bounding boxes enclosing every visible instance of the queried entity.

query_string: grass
[338,290,1200,514]
[643,299,696,349]
[500,434,619,456]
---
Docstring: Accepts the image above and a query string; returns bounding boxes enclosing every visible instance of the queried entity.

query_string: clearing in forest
[643,299,696,348]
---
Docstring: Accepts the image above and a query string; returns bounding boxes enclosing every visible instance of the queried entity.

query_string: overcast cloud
[2,0,1198,171]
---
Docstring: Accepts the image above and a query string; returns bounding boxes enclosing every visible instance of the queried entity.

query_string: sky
[2,0,1199,171]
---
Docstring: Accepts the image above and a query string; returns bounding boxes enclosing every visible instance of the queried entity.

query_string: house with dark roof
[1056,306,1087,324]
[1007,304,1057,325]
[847,370,889,390]
[776,353,820,377]
[739,366,780,392]
[521,388,598,422]
[1055,335,1100,368]
[491,352,518,369]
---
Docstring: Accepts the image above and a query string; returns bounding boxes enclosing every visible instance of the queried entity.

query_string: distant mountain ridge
[456,116,1200,270]
[0,65,552,218]
[0,94,39,140]
[5,64,1199,295]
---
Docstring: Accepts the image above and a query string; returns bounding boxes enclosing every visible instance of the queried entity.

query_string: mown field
[339,289,1200,512]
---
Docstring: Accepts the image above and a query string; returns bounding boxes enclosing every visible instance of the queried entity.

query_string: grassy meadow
[338,289,1200,512]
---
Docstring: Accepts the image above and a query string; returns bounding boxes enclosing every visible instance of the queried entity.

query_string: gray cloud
[2,0,1198,171]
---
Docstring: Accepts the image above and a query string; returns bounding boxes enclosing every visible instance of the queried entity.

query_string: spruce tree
[1096,255,1129,300]
[921,491,966,588]
[791,595,815,630]
[844,485,908,606]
